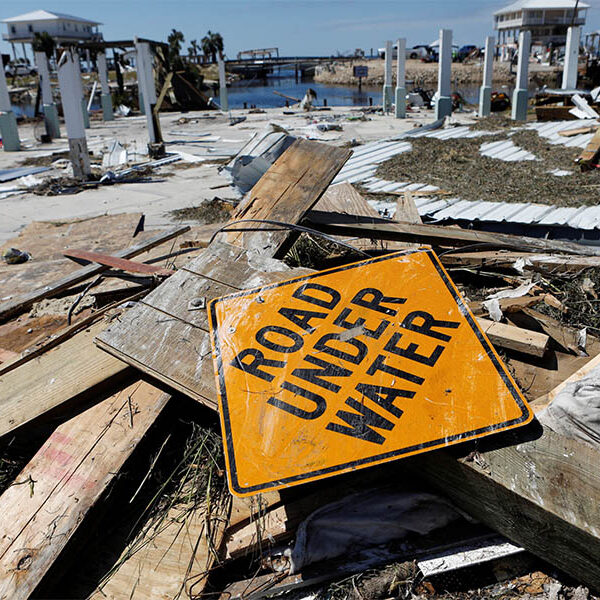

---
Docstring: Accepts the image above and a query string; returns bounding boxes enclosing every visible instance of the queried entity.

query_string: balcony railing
[522,16,585,25]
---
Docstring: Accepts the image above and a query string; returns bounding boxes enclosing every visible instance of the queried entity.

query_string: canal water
[10,66,522,116]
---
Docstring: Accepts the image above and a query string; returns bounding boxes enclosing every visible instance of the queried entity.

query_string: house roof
[494,0,589,15]
[2,10,101,25]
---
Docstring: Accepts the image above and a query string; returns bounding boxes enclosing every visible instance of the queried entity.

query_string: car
[377,44,431,60]
[457,45,478,62]
[4,63,37,77]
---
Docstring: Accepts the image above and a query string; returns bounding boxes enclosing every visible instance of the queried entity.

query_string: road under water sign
[209,249,532,497]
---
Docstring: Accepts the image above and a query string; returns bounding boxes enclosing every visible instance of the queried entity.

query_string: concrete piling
[135,39,162,145]
[511,30,531,121]
[218,56,228,111]
[35,51,60,138]
[435,29,453,119]
[0,59,20,151]
[57,48,91,178]
[71,52,90,128]
[382,40,393,113]
[562,26,581,90]
[395,38,406,118]
[478,36,495,118]
[97,51,114,121]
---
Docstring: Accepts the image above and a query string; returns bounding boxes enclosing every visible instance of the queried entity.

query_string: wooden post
[97,50,114,121]
[395,38,406,118]
[135,38,162,145]
[479,36,495,118]
[218,55,228,111]
[435,29,453,119]
[0,58,20,151]
[382,40,393,113]
[72,51,90,128]
[511,30,531,121]
[56,48,91,179]
[562,26,581,90]
[35,51,60,138]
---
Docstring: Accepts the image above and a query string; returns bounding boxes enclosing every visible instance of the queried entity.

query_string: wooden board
[0,319,128,438]
[441,250,600,274]
[414,426,600,591]
[225,139,351,258]
[0,225,189,322]
[91,495,231,599]
[316,183,412,252]
[96,243,311,407]
[578,126,600,168]
[476,317,549,357]
[306,211,600,257]
[0,381,169,599]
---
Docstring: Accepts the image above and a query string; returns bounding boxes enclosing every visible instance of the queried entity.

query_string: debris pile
[0,137,599,600]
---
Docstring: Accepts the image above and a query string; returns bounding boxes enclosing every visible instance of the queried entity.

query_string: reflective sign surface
[209,249,532,497]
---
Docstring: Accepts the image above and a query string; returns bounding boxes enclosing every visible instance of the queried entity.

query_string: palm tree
[168,29,184,56]
[201,31,224,63]
[31,32,55,59]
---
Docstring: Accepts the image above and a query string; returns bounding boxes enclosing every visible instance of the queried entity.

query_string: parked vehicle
[378,44,431,60]
[4,63,36,77]
[457,45,478,62]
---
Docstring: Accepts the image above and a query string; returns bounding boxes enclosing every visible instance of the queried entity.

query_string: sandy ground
[0,105,457,245]
[315,58,561,87]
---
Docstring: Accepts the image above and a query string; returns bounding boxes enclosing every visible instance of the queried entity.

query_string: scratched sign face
[209,249,532,497]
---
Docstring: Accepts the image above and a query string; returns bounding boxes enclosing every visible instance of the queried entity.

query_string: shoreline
[314,58,561,87]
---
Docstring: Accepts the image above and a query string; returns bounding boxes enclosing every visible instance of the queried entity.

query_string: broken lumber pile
[1,138,600,600]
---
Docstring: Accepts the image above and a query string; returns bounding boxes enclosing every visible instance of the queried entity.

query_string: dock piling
[478,36,495,118]
[395,38,406,118]
[0,57,20,151]
[511,30,531,121]
[57,48,91,178]
[383,40,393,113]
[435,29,453,119]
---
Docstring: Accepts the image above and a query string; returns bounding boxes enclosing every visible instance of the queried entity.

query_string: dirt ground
[314,58,560,87]
[375,121,600,207]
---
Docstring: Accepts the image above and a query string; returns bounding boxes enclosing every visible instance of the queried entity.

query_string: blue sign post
[353,65,368,90]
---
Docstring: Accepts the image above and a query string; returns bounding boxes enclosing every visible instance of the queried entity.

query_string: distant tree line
[168,28,224,64]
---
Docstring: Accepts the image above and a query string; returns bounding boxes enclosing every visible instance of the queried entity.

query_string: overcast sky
[2,0,600,58]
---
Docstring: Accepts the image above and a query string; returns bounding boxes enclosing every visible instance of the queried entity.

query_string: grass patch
[376,129,600,207]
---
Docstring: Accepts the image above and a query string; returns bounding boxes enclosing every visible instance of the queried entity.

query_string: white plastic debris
[569,95,600,119]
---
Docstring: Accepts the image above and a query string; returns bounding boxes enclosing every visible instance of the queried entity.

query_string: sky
[2,0,600,58]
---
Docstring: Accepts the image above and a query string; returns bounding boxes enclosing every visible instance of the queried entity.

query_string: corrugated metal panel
[332,119,600,229]
[479,140,536,161]
[527,119,597,149]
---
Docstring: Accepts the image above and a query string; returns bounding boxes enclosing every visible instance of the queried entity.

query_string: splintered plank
[315,183,410,252]
[91,495,231,599]
[0,225,189,323]
[225,139,351,257]
[0,319,128,438]
[0,381,169,599]
[414,426,600,591]
[96,243,311,406]
[306,211,600,257]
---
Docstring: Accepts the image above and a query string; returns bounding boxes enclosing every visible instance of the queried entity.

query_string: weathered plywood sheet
[226,139,351,257]
[96,243,310,407]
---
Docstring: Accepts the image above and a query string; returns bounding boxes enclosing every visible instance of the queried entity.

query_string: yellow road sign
[209,249,532,497]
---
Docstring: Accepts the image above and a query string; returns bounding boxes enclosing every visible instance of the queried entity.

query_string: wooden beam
[305,211,600,257]
[0,381,169,599]
[413,426,600,591]
[0,319,128,438]
[225,139,351,258]
[440,250,600,274]
[476,317,549,357]
[558,123,599,137]
[63,249,174,276]
[0,225,189,323]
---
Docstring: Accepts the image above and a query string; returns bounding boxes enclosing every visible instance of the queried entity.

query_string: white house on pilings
[1,10,103,62]
[494,0,588,61]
